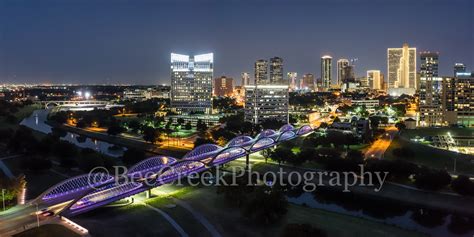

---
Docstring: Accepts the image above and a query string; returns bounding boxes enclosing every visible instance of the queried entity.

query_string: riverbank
[47,121,189,158]
[252,162,474,217]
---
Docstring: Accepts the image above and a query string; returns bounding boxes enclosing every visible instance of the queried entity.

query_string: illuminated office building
[367,70,382,90]
[241,72,250,86]
[337,59,349,85]
[170,53,213,114]
[254,59,268,84]
[287,72,298,91]
[321,55,332,89]
[387,43,417,95]
[270,57,284,84]
[300,73,315,91]
[454,63,467,76]
[214,76,234,97]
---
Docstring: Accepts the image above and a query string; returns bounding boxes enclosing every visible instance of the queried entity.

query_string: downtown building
[170,53,213,114]
[287,72,298,91]
[213,76,234,97]
[387,43,417,96]
[337,58,350,86]
[419,52,443,126]
[367,70,382,90]
[443,71,474,127]
[321,55,333,90]
[244,57,289,125]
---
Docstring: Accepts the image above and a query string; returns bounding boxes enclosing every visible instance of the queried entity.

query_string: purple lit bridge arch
[35,124,313,216]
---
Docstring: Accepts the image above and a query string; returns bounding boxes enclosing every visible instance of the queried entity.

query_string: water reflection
[286,186,474,237]
[20,109,125,157]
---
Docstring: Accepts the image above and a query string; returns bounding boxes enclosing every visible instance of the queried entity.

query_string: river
[20,109,125,157]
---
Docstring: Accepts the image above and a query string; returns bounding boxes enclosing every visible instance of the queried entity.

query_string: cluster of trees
[122,98,169,114]
[289,92,325,108]
[0,100,33,124]
[0,174,26,209]
[212,97,241,113]
[3,126,115,173]
[216,175,288,225]
[281,224,327,237]
[366,158,474,195]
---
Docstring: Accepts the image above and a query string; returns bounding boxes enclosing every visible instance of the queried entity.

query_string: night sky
[0,0,472,85]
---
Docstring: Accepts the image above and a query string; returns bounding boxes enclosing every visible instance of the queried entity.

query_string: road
[364,126,398,159]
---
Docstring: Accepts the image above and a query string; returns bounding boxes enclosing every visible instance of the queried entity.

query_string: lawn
[385,135,474,175]
[174,186,426,237]
[72,201,181,237]
[13,224,80,237]
[402,127,474,139]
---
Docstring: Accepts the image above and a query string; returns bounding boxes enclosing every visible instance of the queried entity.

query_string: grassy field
[174,186,426,237]
[73,201,181,237]
[385,135,474,175]
[13,224,80,237]
[401,127,474,139]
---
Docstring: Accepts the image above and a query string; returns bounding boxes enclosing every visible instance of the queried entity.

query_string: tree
[177,118,185,126]
[369,116,381,130]
[243,186,288,225]
[194,137,216,148]
[107,124,125,136]
[143,126,159,143]
[414,169,451,191]
[451,175,474,196]
[128,119,141,132]
[395,121,406,131]
[281,224,327,237]
[196,119,208,134]
[184,121,192,130]
[121,148,146,166]
[270,147,295,166]
[318,122,328,129]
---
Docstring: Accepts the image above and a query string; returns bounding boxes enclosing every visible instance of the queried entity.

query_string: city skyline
[1,0,472,84]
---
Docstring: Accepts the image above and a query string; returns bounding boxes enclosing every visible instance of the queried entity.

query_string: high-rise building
[254,59,268,85]
[270,57,284,84]
[419,76,444,126]
[420,52,439,78]
[244,85,289,124]
[287,72,298,91]
[241,72,250,86]
[387,43,417,95]
[245,57,289,125]
[321,55,332,89]
[170,53,213,114]
[214,76,234,97]
[337,59,349,85]
[367,70,382,90]
[443,73,474,127]
[301,73,315,91]
[454,63,467,76]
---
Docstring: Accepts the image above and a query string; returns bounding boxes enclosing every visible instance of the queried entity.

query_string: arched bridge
[34,124,313,216]
[39,100,124,110]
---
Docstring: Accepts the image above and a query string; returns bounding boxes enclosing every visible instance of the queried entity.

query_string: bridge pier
[245,154,249,172]
[145,189,151,199]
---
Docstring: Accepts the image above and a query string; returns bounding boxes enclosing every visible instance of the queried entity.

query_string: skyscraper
[254,59,268,84]
[245,57,289,125]
[387,43,417,95]
[321,55,332,89]
[214,76,234,97]
[337,59,349,85]
[454,63,467,76]
[420,52,439,78]
[287,72,298,91]
[301,73,315,91]
[367,70,382,90]
[270,57,284,84]
[241,72,250,86]
[170,53,213,114]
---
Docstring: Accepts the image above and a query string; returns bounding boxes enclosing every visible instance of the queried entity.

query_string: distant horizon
[1,0,472,84]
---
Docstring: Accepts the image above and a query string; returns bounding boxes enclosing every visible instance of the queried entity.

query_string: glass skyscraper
[170,53,213,114]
